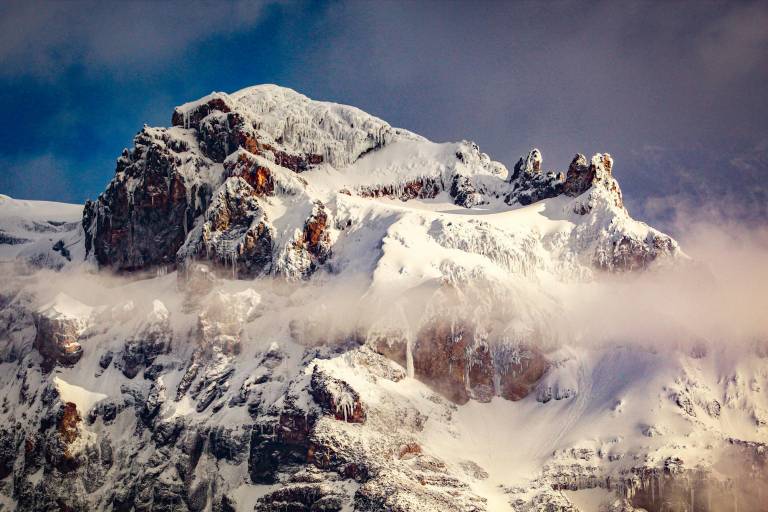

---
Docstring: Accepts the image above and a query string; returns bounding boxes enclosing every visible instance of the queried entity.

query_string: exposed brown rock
[564,152,623,209]
[398,442,422,460]
[596,233,677,272]
[33,310,86,371]
[358,177,442,201]
[497,348,549,401]
[405,320,549,405]
[273,149,324,173]
[237,132,324,173]
[300,202,331,264]
[59,402,81,445]
[186,177,274,278]
[55,402,82,473]
[413,321,474,404]
[171,97,232,129]
[87,99,325,274]
[225,153,274,196]
[563,153,593,197]
[310,367,366,423]
[83,127,210,271]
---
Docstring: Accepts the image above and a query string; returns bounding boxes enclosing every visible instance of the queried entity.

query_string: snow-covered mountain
[1,85,765,512]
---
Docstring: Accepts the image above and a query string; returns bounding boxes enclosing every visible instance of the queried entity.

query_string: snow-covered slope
[0,85,764,512]
[0,194,83,268]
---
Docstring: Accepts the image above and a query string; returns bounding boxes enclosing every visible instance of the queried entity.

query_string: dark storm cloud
[291,0,768,230]
[315,0,768,146]
[0,0,275,77]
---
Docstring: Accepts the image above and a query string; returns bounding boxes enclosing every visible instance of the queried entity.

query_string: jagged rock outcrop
[368,319,548,405]
[359,177,443,202]
[299,201,333,266]
[81,86,680,282]
[180,177,274,278]
[505,148,565,205]
[83,126,214,271]
[563,153,593,198]
[117,300,172,379]
[565,153,623,210]
[256,483,346,511]
[223,150,275,195]
[310,366,366,423]
[594,231,678,272]
[33,294,91,371]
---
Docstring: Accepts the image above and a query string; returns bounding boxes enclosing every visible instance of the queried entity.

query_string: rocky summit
[0,85,765,512]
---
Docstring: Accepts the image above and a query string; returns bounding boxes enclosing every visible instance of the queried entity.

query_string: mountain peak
[82,84,679,278]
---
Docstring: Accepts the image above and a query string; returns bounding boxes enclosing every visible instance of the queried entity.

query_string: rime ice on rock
[83,85,678,279]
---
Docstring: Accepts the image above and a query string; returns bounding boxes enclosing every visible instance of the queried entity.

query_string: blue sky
[1,0,766,231]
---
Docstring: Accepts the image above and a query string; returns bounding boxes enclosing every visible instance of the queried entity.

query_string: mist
[7,207,767,361]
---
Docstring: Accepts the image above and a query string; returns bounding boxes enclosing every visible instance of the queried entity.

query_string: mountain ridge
[82,83,680,279]
[1,86,764,512]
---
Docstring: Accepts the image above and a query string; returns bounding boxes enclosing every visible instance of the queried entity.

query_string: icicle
[405,335,414,379]
[691,484,694,511]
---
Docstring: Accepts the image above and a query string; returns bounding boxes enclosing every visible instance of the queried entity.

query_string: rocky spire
[510,148,543,181]
[506,148,564,205]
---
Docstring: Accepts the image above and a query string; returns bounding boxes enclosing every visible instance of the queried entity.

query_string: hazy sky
[0,0,765,232]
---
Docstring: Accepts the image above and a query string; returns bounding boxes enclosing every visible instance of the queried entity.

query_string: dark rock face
[563,153,593,198]
[506,149,565,206]
[272,149,325,174]
[118,303,172,379]
[84,92,332,277]
[181,177,274,278]
[0,384,108,511]
[172,97,232,129]
[565,152,623,210]
[510,148,543,180]
[596,232,678,272]
[450,174,484,208]
[52,240,71,261]
[256,484,345,512]
[199,111,245,163]
[33,309,87,371]
[224,151,274,196]
[0,230,31,245]
[83,127,213,271]
[310,367,366,423]
[0,427,16,479]
[248,411,316,484]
